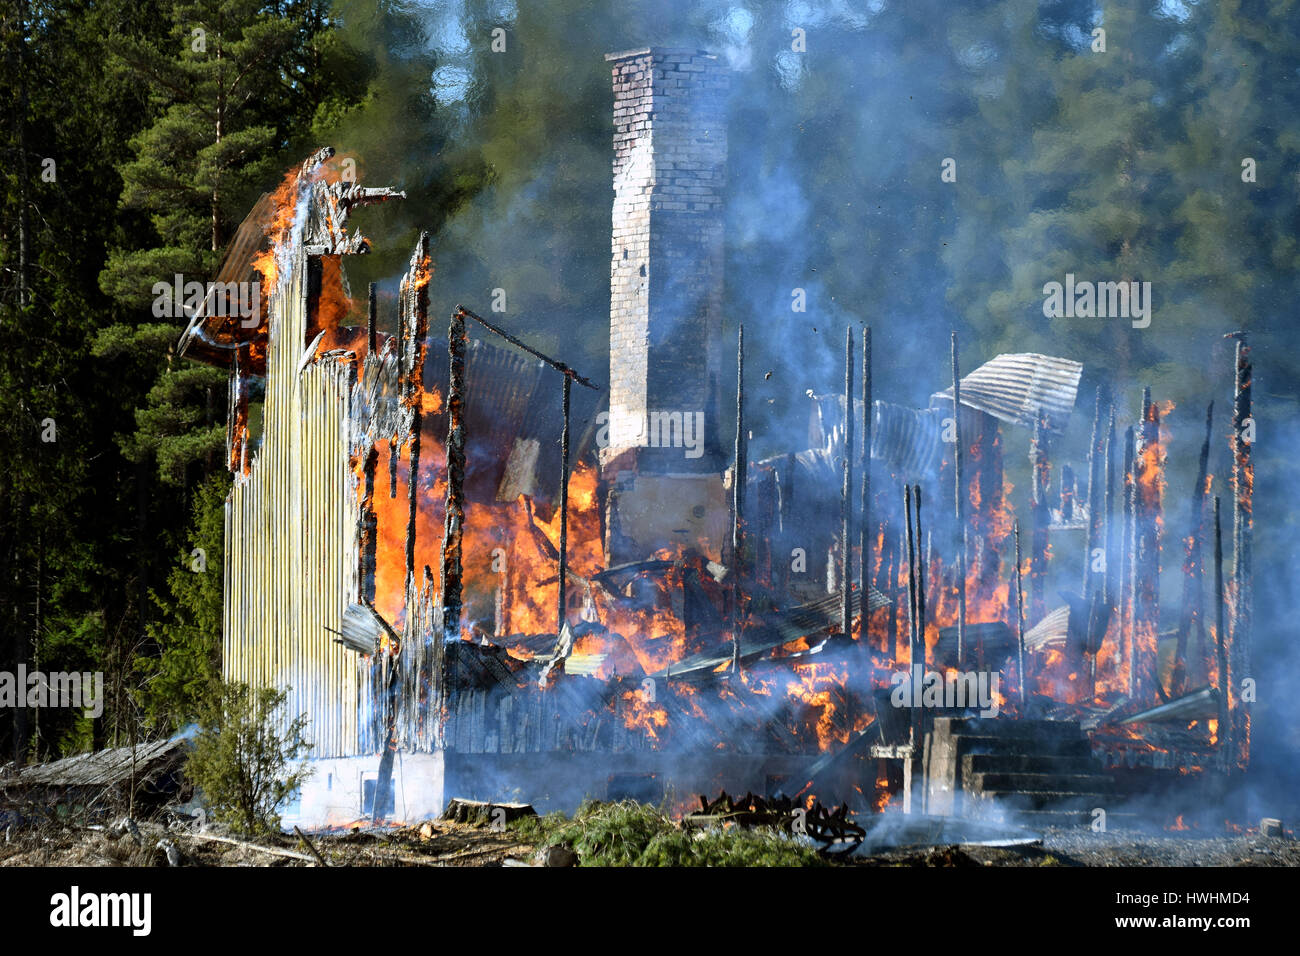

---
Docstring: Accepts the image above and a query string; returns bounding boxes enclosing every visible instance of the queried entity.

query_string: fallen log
[294,826,330,867]
[180,830,319,864]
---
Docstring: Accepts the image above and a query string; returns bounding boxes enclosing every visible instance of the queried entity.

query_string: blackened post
[1103,407,1118,608]
[557,374,572,638]
[903,485,918,669]
[1097,407,1117,695]
[1213,496,1229,740]
[1030,414,1052,621]
[884,529,898,658]
[903,485,919,755]
[1120,424,1135,674]
[441,307,468,642]
[914,484,927,671]
[1133,388,1162,702]
[913,484,927,752]
[731,324,746,673]
[1082,386,1105,600]
[951,332,967,667]
[380,237,428,823]
[389,439,399,499]
[456,306,599,390]
[404,244,430,589]
[1127,419,1140,698]
[858,327,872,639]
[841,326,854,641]
[406,421,422,584]
[1226,332,1252,764]
[361,448,378,603]
[1014,519,1027,706]
[367,281,377,354]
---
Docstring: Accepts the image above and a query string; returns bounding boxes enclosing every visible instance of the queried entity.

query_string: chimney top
[604,47,716,63]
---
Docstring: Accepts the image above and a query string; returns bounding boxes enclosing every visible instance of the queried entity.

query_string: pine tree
[138,471,229,731]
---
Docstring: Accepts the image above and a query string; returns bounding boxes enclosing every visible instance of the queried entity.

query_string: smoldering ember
[0,44,1284,870]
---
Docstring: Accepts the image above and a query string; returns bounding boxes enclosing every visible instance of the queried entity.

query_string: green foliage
[139,471,230,732]
[96,0,313,487]
[513,800,827,867]
[186,680,312,835]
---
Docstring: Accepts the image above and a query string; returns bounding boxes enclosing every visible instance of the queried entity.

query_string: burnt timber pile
[178,48,1254,830]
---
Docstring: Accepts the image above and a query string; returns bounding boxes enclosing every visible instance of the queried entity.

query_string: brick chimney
[601,48,730,564]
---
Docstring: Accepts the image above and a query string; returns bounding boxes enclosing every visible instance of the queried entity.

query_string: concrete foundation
[285,750,811,830]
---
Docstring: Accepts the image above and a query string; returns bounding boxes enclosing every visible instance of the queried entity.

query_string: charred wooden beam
[912,484,927,749]
[884,524,898,658]
[1119,423,1135,674]
[857,327,872,641]
[557,374,572,637]
[360,447,379,604]
[1226,331,1252,765]
[1029,413,1052,621]
[903,485,918,668]
[1132,387,1163,703]
[406,425,422,583]
[403,249,429,586]
[903,485,919,752]
[1213,496,1229,738]
[389,439,399,499]
[455,305,599,390]
[381,236,429,821]
[1082,387,1111,698]
[440,304,468,642]
[1014,519,1027,706]
[1062,463,1079,524]
[1082,386,1106,600]
[732,324,746,674]
[914,484,927,671]
[1103,406,1118,608]
[367,281,377,354]
[951,332,968,666]
[841,326,854,641]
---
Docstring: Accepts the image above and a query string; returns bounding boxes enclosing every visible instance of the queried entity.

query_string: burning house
[179,47,1253,833]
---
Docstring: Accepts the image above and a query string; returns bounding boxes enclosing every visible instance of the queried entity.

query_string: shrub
[186,681,312,834]
[514,800,827,867]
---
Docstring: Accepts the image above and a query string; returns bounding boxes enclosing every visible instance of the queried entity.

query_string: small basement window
[360,773,395,818]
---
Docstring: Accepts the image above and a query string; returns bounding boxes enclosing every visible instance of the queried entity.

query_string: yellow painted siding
[223,251,362,758]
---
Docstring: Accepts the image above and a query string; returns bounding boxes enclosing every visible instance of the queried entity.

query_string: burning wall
[209,150,404,757]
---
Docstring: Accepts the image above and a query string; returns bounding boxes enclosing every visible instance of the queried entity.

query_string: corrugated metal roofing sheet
[932,353,1083,431]
[870,402,945,476]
